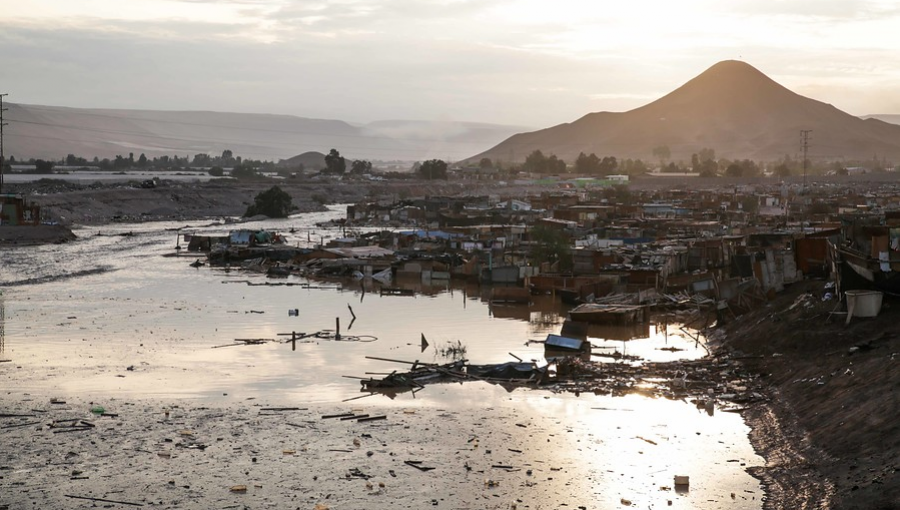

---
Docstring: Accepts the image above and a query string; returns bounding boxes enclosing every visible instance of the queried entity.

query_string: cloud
[1,0,900,129]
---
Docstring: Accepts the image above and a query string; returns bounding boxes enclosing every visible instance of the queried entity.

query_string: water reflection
[0,204,710,401]
[0,207,764,510]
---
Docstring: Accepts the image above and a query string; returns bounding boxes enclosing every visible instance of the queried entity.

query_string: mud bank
[720,282,899,510]
[10,179,549,227]
[0,225,76,246]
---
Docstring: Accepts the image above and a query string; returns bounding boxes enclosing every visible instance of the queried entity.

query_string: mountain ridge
[4,103,530,162]
[469,60,900,164]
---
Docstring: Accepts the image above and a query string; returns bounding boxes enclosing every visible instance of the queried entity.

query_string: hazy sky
[2,0,899,127]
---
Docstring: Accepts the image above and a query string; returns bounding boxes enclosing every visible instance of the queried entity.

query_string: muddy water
[0,205,764,508]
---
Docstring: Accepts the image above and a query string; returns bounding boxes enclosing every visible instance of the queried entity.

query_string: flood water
[0,205,764,508]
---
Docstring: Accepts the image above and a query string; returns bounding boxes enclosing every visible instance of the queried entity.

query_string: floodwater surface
[0,205,764,509]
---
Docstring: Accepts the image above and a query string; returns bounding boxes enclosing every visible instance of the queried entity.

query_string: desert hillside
[4,104,528,163]
[470,60,900,163]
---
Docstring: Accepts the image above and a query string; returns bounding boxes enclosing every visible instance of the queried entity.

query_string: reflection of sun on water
[515,392,763,509]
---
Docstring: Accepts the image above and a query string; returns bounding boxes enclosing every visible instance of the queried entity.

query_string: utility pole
[800,129,812,192]
[0,93,7,194]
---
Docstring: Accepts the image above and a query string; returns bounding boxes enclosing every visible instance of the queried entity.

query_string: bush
[244,185,294,218]
[231,165,259,180]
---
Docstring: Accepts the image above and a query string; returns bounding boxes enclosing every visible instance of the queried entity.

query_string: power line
[1,93,7,193]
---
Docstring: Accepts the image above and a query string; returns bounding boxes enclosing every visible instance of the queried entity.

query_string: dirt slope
[718,281,899,510]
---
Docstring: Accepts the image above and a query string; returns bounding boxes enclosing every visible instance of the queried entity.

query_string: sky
[2,0,900,128]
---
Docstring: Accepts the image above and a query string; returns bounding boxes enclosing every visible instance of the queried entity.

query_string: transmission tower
[800,129,812,191]
[0,93,7,194]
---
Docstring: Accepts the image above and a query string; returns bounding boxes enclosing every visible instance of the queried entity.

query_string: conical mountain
[470,60,900,164]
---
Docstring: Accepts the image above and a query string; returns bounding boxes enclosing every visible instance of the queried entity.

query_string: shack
[0,194,41,226]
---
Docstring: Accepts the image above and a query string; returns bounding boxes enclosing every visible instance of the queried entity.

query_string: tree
[244,185,294,218]
[208,166,224,177]
[698,159,718,177]
[479,157,493,170]
[34,159,54,174]
[652,145,671,163]
[523,150,565,174]
[230,164,258,180]
[547,154,566,174]
[575,152,601,174]
[773,164,791,177]
[65,154,88,166]
[350,159,372,175]
[725,163,744,177]
[529,226,573,272]
[138,153,148,167]
[324,149,346,174]
[192,153,212,168]
[418,159,448,180]
[523,150,547,173]
[621,158,648,175]
[598,156,617,175]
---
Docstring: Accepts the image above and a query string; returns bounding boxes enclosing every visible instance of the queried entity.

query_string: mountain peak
[470,60,900,162]
[678,60,783,97]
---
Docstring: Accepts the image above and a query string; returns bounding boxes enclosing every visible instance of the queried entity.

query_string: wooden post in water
[335,317,341,340]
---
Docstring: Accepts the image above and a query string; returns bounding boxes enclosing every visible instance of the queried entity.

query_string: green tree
[208,166,224,177]
[773,164,791,177]
[244,185,294,218]
[324,149,346,174]
[479,157,493,169]
[529,226,572,272]
[418,159,448,180]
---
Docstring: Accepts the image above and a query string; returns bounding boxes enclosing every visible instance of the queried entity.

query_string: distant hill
[3,103,529,162]
[863,114,900,126]
[278,151,326,171]
[469,60,900,164]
